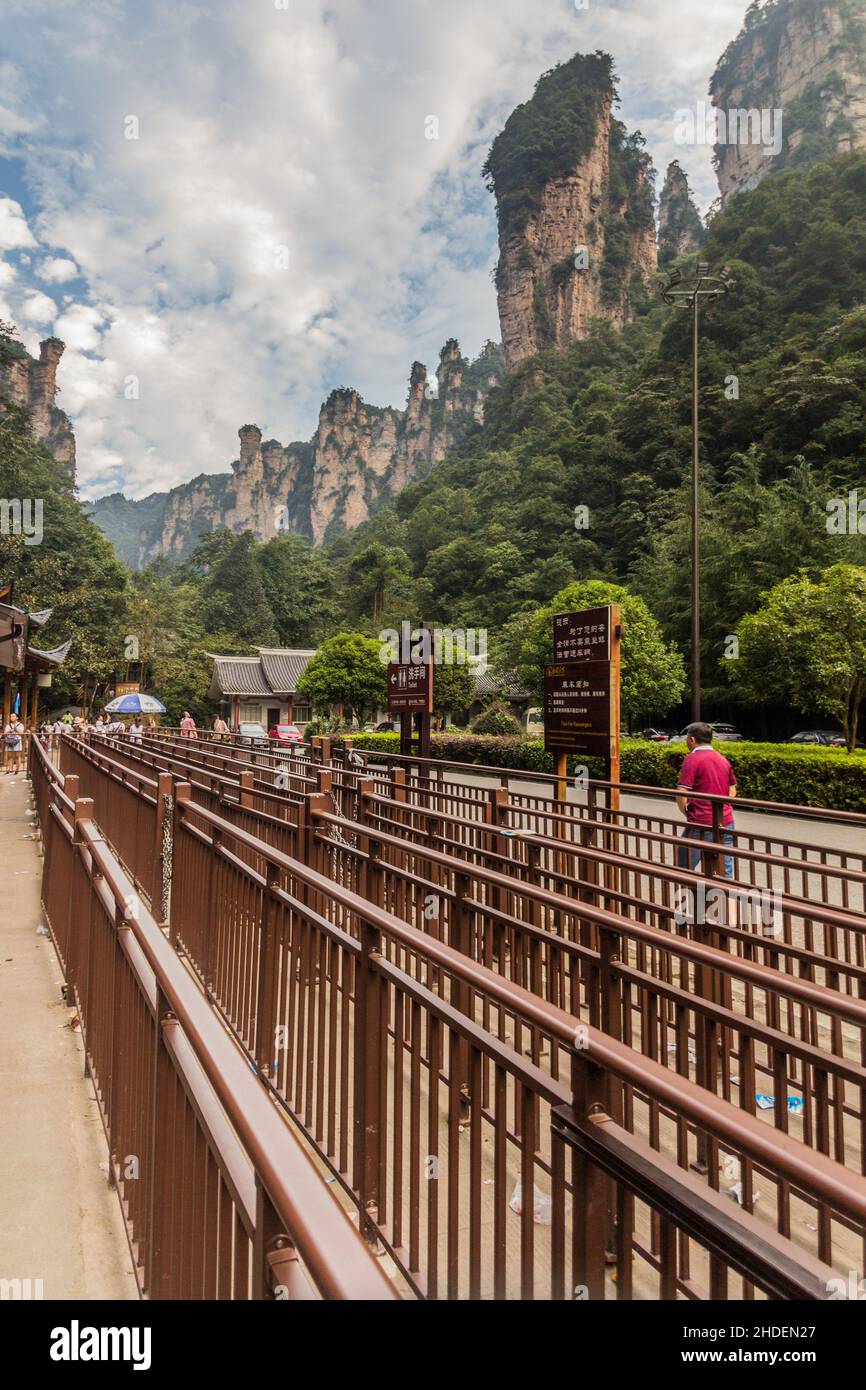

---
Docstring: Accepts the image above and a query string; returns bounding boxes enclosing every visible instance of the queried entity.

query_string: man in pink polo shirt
[676,722,737,879]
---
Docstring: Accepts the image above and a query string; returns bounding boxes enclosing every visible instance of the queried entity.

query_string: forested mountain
[319,152,866,711]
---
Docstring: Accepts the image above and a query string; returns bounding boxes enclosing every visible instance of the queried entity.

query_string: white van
[525,707,544,737]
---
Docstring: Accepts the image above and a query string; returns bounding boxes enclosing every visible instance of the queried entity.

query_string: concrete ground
[0,768,138,1300]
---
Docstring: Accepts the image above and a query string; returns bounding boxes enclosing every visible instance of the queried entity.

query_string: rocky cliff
[483,52,657,371]
[90,340,503,567]
[658,162,706,264]
[711,0,866,204]
[0,335,76,476]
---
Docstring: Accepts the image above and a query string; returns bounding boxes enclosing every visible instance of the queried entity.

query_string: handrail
[334,743,866,827]
[68,797,397,1301]
[310,806,866,1027]
[362,791,866,938]
[172,791,866,1230]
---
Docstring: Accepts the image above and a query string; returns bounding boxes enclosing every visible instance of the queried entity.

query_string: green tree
[512,580,686,723]
[433,662,476,724]
[0,402,129,711]
[255,532,336,645]
[200,532,277,644]
[345,543,414,625]
[297,632,387,726]
[729,564,866,751]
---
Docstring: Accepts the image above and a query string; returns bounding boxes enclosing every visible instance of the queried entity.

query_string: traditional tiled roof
[26,638,72,669]
[27,608,53,629]
[208,649,316,700]
[256,648,316,694]
[473,668,531,700]
[208,655,273,699]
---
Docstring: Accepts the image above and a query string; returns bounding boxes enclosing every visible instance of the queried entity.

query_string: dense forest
[2,151,866,730]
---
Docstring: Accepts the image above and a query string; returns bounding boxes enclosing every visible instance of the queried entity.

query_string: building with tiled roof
[207,648,316,728]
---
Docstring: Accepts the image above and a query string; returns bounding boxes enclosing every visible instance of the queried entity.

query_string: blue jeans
[678,822,735,880]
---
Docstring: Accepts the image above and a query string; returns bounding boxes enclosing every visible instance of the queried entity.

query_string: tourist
[212,715,228,741]
[146,718,157,737]
[180,710,197,738]
[676,722,737,880]
[129,718,143,744]
[3,715,24,775]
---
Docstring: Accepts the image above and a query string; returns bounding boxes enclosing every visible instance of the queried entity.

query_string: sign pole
[388,624,434,776]
[544,603,621,883]
[608,605,622,816]
[555,751,568,807]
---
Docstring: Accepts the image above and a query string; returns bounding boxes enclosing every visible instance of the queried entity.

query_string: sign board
[387,661,433,714]
[543,660,614,756]
[114,681,141,698]
[0,603,28,672]
[552,606,611,665]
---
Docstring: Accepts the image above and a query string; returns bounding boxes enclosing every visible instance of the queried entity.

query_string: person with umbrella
[104,692,167,745]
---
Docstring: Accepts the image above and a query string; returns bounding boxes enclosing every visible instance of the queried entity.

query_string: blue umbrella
[104,693,167,714]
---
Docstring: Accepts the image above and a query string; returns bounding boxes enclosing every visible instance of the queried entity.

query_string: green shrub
[469,702,523,736]
[347,734,866,812]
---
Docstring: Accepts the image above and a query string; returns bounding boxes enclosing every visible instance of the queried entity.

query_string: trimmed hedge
[347,735,866,813]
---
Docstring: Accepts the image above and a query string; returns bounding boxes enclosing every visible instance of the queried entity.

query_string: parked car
[236,721,267,746]
[789,730,863,748]
[268,723,303,744]
[374,720,398,733]
[668,722,743,744]
[641,727,677,742]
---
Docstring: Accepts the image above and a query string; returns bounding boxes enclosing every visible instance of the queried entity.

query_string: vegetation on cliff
[482,52,616,246]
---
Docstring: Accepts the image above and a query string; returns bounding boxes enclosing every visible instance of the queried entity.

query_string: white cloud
[18,289,56,325]
[0,0,749,501]
[52,303,104,351]
[37,255,79,283]
[0,197,37,252]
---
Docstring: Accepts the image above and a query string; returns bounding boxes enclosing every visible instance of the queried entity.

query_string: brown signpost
[544,604,621,807]
[387,652,433,760]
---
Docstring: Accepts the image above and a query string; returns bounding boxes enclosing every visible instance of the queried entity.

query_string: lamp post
[662,262,730,723]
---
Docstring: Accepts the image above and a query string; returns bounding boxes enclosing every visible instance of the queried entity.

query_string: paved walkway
[0,768,138,1300]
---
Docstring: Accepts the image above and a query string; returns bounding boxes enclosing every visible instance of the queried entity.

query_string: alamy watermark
[379,620,487,671]
[674,883,782,935]
[0,498,43,546]
[826,489,866,535]
[674,102,783,157]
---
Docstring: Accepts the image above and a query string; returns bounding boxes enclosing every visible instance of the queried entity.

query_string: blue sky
[0,0,749,500]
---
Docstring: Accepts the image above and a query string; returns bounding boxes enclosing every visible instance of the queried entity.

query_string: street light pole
[691,279,700,723]
[662,262,730,724]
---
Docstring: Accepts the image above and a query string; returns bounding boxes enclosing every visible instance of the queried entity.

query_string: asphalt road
[435,767,866,860]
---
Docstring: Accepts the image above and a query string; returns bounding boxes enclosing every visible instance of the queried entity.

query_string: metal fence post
[255,861,280,1077]
[72,797,95,1071]
[354,887,384,1240]
[239,769,254,809]
[570,1048,612,1299]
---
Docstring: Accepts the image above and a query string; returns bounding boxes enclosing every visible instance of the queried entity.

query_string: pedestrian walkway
[0,768,138,1300]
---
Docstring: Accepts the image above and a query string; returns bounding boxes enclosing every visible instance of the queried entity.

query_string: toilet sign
[387,661,433,714]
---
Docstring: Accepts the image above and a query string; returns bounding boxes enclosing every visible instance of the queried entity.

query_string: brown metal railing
[82,730,866,1175]
[122,728,866,916]
[166,791,866,1298]
[28,733,396,1300]
[49,729,866,1297]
